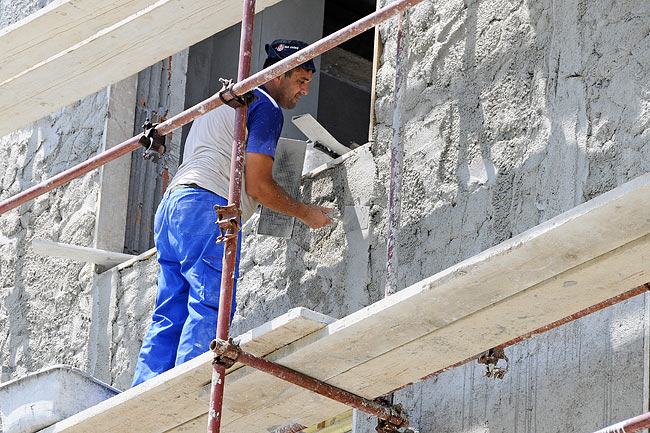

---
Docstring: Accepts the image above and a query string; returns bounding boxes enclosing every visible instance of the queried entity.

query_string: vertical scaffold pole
[385,9,409,297]
[206,1,256,431]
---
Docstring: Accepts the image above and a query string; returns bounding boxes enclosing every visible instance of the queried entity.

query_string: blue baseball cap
[265,39,316,72]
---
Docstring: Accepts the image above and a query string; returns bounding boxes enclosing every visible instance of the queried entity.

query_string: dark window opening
[317,0,376,148]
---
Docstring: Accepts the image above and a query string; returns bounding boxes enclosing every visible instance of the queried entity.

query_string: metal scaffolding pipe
[392,283,650,392]
[592,411,650,433]
[0,0,424,216]
[206,1,256,431]
[385,9,409,297]
[210,339,409,430]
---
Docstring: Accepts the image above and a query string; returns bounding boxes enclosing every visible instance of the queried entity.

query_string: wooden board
[0,0,283,137]
[44,173,650,432]
[0,0,157,83]
[40,308,335,433]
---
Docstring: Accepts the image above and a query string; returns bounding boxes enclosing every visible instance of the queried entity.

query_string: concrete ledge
[32,239,135,267]
[0,365,119,433]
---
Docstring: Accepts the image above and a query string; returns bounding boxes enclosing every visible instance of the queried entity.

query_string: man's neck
[260,83,281,104]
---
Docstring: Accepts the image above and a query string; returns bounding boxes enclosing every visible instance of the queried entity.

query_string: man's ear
[265,74,282,90]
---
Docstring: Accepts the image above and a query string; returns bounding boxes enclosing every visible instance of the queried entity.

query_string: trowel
[326,206,369,233]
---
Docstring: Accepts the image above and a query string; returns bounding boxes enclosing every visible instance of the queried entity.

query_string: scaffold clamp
[375,401,408,433]
[139,120,167,162]
[214,204,242,243]
[210,338,240,368]
[218,78,258,109]
[477,347,510,379]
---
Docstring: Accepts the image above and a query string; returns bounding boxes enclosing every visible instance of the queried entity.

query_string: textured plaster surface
[229,0,650,328]
[354,295,649,433]
[2,0,650,431]
[0,0,51,28]
[109,258,158,390]
[0,0,107,386]
[0,90,108,383]
[231,0,650,431]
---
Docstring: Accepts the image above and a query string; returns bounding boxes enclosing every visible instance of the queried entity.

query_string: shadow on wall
[388,0,648,289]
[233,155,376,333]
[233,0,650,333]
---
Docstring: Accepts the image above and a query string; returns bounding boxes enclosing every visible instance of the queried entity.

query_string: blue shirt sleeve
[246,89,284,159]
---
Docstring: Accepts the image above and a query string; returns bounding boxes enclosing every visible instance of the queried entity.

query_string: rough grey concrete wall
[0,0,52,28]
[372,0,650,289]
[228,0,650,431]
[0,90,108,382]
[109,257,158,390]
[0,0,107,385]
[0,1,185,392]
[231,0,650,329]
[230,146,379,335]
[354,295,649,433]
[98,0,650,429]
[362,0,650,430]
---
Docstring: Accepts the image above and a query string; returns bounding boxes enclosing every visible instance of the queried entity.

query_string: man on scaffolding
[132,39,333,387]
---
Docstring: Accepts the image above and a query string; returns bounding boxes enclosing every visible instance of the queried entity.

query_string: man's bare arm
[245,152,333,229]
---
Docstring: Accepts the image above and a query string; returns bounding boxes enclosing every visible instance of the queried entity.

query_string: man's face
[276,68,312,109]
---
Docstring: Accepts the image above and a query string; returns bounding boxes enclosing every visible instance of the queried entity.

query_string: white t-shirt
[169,89,282,222]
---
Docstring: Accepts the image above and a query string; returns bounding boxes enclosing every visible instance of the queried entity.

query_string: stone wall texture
[2,0,650,432]
[0,0,107,388]
[231,0,650,431]
[0,91,108,382]
[232,0,650,337]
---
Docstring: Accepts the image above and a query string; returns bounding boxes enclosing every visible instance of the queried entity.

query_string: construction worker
[131,39,333,387]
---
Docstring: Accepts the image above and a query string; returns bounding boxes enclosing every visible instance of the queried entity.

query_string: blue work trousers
[131,187,240,387]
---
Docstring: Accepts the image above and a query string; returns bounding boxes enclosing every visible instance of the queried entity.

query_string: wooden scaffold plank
[0,0,283,137]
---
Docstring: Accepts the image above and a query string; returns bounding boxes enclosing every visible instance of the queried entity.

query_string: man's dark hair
[263,39,316,76]
[263,57,296,77]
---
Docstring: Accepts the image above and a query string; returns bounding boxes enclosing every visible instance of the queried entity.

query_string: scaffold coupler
[210,338,240,368]
[214,204,242,244]
[477,347,509,379]
[374,396,408,433]
[218,78,258,109]
[139,120,167,163]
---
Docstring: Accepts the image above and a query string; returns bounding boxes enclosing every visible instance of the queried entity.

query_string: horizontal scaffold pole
[392,283,650,392]
[209,338,409,430]
[593,411,650,433]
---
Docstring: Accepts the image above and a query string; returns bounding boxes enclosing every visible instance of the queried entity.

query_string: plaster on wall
[0,90,108,382]
[3,1,649,432]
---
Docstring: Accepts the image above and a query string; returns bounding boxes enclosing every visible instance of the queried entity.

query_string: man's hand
[301,205,335,229]
[245,153,335,230]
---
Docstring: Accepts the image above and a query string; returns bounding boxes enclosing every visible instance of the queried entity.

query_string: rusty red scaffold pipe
[206,1,256,431]
[592,411,650,433]
[0,0,424,216]
[210,339,409,429]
